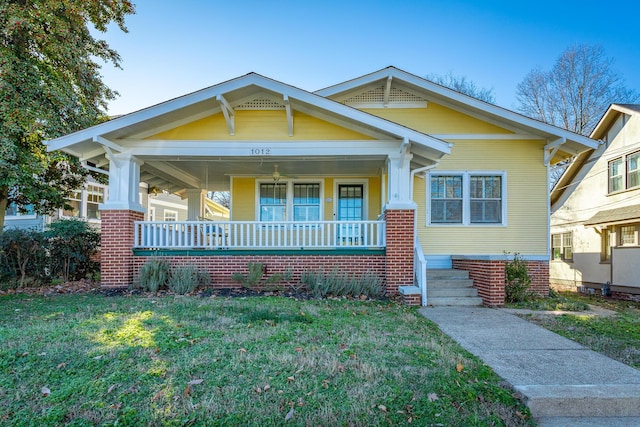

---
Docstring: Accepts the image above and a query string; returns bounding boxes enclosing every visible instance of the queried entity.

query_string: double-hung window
[608,151,640,193]
[428,172,505,226]
[552,232,573,261]
[259,182,321,222]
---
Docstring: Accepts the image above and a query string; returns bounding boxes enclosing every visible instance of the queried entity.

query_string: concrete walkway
[419,307,640,426]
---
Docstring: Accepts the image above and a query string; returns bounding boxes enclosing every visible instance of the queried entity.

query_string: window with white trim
[552,232,572,261]
[164,210,178,221]
[62,191,82,218]
[5,203,36,217]
[86,185,104,220]
[608,150,640,193]
[258,181,322,222]
[620,225,637,246]
[428,172,505,225]
[60,183,107,220]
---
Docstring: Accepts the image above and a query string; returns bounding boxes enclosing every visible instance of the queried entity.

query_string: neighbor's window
[164,210,178,221]
[293,183,320,221]
[608,158,623,193]
[430,175,463,223]
[5,203,35,217]
[620,225,637,246]
[552,232,573,261]
[63,191,82,217]
[627,151,640,189]
[86,185,104,220]
[429,172,505,225]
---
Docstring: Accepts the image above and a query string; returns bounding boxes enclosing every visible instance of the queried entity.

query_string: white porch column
[101,153,145,212]
[386,152,415,209]
[185,189,207,221]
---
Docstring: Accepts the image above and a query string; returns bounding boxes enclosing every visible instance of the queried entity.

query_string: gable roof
[317,66,599,160]
[46,72,452,163]
[551,103,640,205]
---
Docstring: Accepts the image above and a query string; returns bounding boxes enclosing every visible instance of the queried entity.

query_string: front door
[337,184,364,245]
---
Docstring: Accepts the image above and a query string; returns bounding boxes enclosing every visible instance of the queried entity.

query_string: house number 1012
[251,148,271,155]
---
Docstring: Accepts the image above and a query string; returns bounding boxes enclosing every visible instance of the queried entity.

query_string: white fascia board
[317,67,599,151]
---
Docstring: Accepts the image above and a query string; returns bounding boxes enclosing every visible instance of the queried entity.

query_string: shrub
[301,267,384,299]
[504,252,534,303]
[0,228,48,287]
[135,258,170,293]
[46,219,100,282]
[168,265,202,295]
[232,262,283,290]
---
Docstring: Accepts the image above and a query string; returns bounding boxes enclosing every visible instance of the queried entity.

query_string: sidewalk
[419,306,640,426]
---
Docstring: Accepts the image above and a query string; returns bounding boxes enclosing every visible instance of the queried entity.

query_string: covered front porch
[46,72,452,302]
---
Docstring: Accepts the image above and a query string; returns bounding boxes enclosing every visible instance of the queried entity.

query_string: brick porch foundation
[384,209,415,296]
[452,257,549,306]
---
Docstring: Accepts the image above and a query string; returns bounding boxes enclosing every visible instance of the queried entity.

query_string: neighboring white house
[550,104,640,300]
[4,182,229,231]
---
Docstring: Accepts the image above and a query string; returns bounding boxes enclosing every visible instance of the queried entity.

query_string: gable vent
[235,98,285,110]
[342,86,427,108]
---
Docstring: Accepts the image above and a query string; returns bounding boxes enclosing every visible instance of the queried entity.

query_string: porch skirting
[132,252,387,292]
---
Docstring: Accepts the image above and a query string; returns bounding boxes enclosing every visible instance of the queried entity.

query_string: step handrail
[414,237,427,307]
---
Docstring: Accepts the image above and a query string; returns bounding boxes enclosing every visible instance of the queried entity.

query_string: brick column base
[100,210,144,287]
[384,209,415,296]
[453,258,550,306]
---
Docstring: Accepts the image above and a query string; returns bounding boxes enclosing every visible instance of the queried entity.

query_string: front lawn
[0,294,532,426]
[514,292,640,368]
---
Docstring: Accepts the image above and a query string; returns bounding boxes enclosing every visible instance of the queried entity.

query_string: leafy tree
[0,0,135,230]
[427,71,496,103]
[516,44,639,136]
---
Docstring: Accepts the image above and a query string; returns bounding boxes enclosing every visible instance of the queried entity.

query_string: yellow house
[47,67,597,306]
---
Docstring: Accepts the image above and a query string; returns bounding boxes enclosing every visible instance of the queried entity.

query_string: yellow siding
[230,176,382,221]
[148,111,374,140]
[414,139,549,255]
[231,178,255,221]
[362,103,512,134]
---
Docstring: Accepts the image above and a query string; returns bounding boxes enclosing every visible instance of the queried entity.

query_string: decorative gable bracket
[216,94,235,136]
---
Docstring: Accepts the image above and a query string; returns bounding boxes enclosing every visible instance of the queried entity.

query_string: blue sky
[99,0,639,115]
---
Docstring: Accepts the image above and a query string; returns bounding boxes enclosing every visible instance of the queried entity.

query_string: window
[430,176,462,223]
[259,183,287,221]
[608,158,623,193]
[552,232,573,261]
[258,181,322,222]
[63,191,82,217]
[293,183,320,221]
[148,207,155,222]
[470,176,502,223]
[86,185,104,220]
[620,225,637,246]
[428,172,505,225]
[627,151,640,189]
[164,210,178,221]
[5,203,35,217]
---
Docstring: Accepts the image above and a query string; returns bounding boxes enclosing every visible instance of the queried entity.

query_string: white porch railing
[414,237,428,306]
[134,220,386,249]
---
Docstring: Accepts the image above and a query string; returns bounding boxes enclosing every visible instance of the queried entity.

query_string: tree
[0,0,135,230]
[427,71,496,103]
[516,44,639,136]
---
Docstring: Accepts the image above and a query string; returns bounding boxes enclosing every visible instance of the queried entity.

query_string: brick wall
[101,210,144,287]
[132,254,385,288]
[453,258,549,306]
[384,209,415,296]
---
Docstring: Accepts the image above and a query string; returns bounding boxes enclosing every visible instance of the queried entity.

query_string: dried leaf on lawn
[41,386,51,397]
[285,407,294,421]
[456,363,464,372]
[427,392,439,402]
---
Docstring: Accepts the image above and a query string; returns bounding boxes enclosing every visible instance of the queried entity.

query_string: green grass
[0,294,533,426]
[516,292,640,368]
[505,290,589,311]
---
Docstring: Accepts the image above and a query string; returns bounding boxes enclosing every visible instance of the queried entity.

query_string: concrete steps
[426,269,483,306]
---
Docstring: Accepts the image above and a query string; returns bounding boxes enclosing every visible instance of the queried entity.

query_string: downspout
[411,161,440,307]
